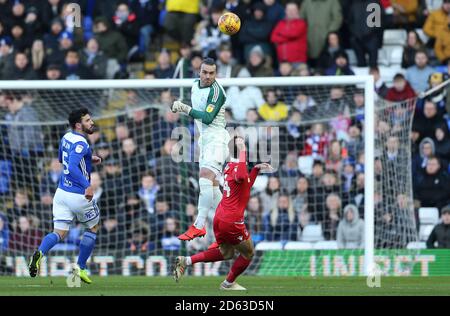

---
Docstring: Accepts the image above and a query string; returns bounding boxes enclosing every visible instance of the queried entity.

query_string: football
[217,12,241,36]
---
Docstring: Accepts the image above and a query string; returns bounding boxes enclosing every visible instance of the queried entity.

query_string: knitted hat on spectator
[252,2,266,13]
[50,17,64,27]
[249,45,264,57]
[47,64,61,72]
[442,205,450,214]
[0,36,12,47]
[58,31,73,41]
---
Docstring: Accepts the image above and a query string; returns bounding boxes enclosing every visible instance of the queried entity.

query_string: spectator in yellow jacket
[163,0,201,44]
[391,0,419,26]
[435,16,450,63]
[424,1,450,41]
[258,90,289,122]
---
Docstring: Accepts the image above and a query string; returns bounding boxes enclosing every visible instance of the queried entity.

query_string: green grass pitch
[0,276,449,296]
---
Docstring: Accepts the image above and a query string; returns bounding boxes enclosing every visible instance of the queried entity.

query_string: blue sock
[77,231,97,270]
[38,232,61,255]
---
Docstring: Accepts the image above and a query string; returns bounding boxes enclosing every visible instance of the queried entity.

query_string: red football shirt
[215,151,260,223]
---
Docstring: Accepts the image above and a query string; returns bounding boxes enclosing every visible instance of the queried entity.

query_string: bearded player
[171,57,230,241]
[173,136,273,290]
[28,108,102,284]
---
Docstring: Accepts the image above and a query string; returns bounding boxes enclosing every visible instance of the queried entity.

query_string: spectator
[310,171,340,222]
[434,125,450,161]
[322,193,341,240]
[347,0,382,67]
[302,123,329,159]
[414,100,448,140]
[402,30,426,69]
[188,50,203,78]
[129,0,160,56]
[299,0,343,66]
[325,140,345,173]
[0,212,9,251]
[40,158,62,201]
[246,195,264,243]
[423,1,450,46]
[161,217,181,251]
[98,217,124,250]
[426,205,450,248]
[121,137,147,192]
[94,16,128,64]
[138,172,159,215]
[414,156,450,208]
[337,204,364,249]
[9,215,42,252]
[239,2,273,62]
[123,193,147,232]
[225,69,265,120]
[386,74,417,102]
[341,159,357,194]
[370,67,389,99]
[277,151,302,193]
[10,24,31,53]
[435,15,450,63]
[61,49,93,80]
[325,50,355,76]
[292,176,309,214]
[216,43,242,78]
[43,17,64,52]
[45,30,73,67]
[128,220,155,252]
[112,3,140,60]
[266,192,297,241]
[317,32,343,73]
[323,86,351,117]
[246,45,273,77]
[309,160,325,189]
[193,6,229,58]
[263,0,285,26]
[270,2,307,65]
[154,49,175,79]
[391,0,419,27]
[102,157,124,216]
[3,52,38,80]
[258,89,288,122]
[292,91,317,114]
[412,137,436,178]
[346,125,364,160]
[284,110,305,152]
[42,0,65,30]
[0,37,14,80]
[406,50,435,93]
[259,176,281,217]
[163,0,201,44]
[80,38,108,79]
[31,40,46,78]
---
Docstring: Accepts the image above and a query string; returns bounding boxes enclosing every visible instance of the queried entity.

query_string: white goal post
[0,76,377,276]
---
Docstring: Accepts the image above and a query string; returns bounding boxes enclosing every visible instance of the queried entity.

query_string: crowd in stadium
[1,0,450,254]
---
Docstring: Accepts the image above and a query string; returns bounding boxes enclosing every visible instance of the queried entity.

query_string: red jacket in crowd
[270,18,308,63]
[386,82,417,102]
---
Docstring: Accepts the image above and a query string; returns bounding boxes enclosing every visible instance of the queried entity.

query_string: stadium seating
[419,225,435,241]
[383,30,407,46]
[313,241,339,250]
[300,225,325,242]
[255,241,284,251]
[284,241,314,250]
[406,241,427,249]
[418,207,440,225]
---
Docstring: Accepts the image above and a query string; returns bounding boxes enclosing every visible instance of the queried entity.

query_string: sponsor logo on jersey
[206,104,215,113]
[75,144,84,153]
[63,177,73,187]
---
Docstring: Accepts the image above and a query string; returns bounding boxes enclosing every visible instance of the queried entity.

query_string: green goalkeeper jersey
[189,79,227,136]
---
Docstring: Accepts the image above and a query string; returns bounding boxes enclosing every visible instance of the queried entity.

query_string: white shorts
[199,132,230,176]
[53,188,100,231]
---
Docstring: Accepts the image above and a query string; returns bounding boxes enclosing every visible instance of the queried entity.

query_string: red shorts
[213,217,251,245]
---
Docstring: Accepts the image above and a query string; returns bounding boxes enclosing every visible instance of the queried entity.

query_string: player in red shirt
[172,136,273,290]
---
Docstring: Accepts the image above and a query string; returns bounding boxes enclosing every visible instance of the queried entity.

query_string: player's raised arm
[233,137,249,182]
[250,163,274,186]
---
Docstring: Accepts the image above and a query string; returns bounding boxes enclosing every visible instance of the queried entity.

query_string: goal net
[0,77,420,277]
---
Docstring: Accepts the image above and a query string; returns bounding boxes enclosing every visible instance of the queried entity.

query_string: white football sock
[194,178,214,229]
[186,257,192,266]
[212,186,222,212]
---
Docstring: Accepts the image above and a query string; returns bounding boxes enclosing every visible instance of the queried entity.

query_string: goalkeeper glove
[171,100,192,115]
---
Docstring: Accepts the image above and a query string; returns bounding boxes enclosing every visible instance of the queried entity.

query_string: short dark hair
[68,108,90,129]
[201,57,216,68]
[66,49,79,57]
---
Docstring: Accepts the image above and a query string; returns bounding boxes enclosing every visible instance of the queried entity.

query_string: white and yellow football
[217,12,241,36]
